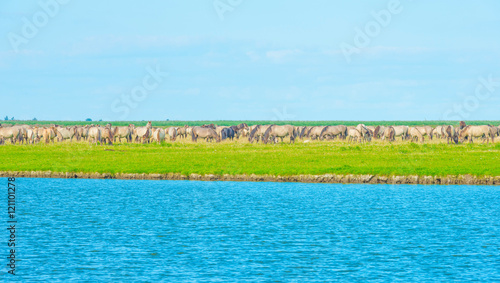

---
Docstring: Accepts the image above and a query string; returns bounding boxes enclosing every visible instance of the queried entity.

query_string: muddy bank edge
[1,171,499,185]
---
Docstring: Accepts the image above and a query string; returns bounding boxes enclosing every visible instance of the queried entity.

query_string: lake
[2,178,499,281]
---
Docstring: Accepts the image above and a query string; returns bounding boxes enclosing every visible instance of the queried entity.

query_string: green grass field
[1,140,499,177]
[2,120,500,127]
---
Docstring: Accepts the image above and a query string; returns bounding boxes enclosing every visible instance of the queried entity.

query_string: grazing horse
[307,126,326,140]
[382,126,396,142]
[192,126,220,142]
[373,126,386,139]
[263,125,296,144]
[392,126,409,141]
[432,126,445,139]
[299,126,312,139]
[347,128,364,143]
[248,125,272,143]
[415,126,433,140]
[409,127,424,143]
[459,125,495,144]
[320,125,347,140]
[444,125,458,144]
[356,124,371,142]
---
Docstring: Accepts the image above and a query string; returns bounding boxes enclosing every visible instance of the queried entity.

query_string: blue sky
[1,0,499,121]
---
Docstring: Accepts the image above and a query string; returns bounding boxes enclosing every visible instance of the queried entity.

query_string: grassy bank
[2,120,500,127]
[0,140,499,178]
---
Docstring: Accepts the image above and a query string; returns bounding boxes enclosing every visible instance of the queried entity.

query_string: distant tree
[4,116,8,121]
[32,118,37,121]
[10,117,14,120]
[99,119,102,122]
[166,119,169,121]
[85,118,92,122]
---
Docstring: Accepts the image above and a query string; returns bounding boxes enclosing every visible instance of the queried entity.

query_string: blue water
[2,178,499,282]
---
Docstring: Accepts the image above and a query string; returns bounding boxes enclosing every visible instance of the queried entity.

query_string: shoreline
[1,171,499,185]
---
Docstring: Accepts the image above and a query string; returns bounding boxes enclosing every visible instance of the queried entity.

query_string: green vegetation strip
[0,141,499,177]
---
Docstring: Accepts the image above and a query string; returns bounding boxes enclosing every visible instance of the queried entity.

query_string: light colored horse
[432,126,445,139]
[0,126,21,144]
[373,125,386,139]
[100,126,114,145]
[134,121,152,143]
[263,125,296,144]
[248,125,272,143]
[382,126,395,141]
[409,127,424,143]
[166,127,177,141]
[347,128,364,143]
[191,126,220,142]
[152,128,165,143]
[87,127,101,145]
[307,126,326,140]
[356,124,371,142]
[114,125,134,143]
[392,126,409,141]
[320,125,347,140]
[415,126,433,140]
[459,125,495,144]
[56,126,78,142]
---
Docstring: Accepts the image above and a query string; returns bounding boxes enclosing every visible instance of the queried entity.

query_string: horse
[356,124,371,142]
[320,125,347,140]
[221,127,235,140]
[134,121,152,143]
[459,125,495,144]
[166,127,177,141]
[409,127,424,143]
[432,126,445,139]
[263,125,296,144]
[415,126,433,140]
[192,126,220,142]
[347,128,364,143]
[100,126,114,145]
[382,126,396,142]
[0,126,21,144]
[307,126,326,140]
[56,126,78,142]
[299,126,312,139]
[151,128,165,143]
[87,126,101,145]
[248,125,272,143]
[444,125,458,144]
[392,126,409,141]
[114,125,134,143]
[373,125,386,139]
